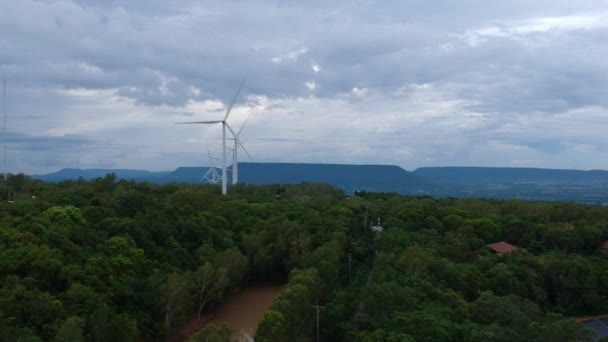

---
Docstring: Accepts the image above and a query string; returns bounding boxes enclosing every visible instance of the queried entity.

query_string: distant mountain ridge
[32,164,608,203]
[34,168,172,182]
[414,167,608,184]
[32,163,431,194]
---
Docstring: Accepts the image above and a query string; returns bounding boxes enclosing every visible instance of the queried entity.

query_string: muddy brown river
[173,285,282,341]
[209,285,282,340]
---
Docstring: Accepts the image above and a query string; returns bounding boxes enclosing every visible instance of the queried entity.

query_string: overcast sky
[1,0,608,173]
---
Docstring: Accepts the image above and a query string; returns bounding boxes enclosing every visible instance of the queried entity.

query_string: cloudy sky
[1,0,608,173]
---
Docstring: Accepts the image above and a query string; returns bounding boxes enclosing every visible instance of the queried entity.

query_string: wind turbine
[176,79,247,195]
[210,114,252,185]
[201,150,221,184]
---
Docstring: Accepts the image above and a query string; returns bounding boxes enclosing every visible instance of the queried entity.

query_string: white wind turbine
[176,80,248,195]
[201,150,221,184]
[210,113,253,185]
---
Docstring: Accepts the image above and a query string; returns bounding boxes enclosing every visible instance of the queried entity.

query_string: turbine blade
[175,120,223,124]
[207,149,213,164]
[238,141,252,160]
[226,123,252,160]
[224,78,246,121]
[225,123,238,138]
[236,112,251,137]
[201,167,212,182]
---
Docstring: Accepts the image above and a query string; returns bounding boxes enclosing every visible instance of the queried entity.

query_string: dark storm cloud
[3,0,606,110]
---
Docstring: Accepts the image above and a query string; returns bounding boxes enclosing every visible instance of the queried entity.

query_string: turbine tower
[176,79,247,195]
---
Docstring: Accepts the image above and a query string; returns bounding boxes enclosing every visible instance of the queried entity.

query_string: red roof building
[487,241,518,255]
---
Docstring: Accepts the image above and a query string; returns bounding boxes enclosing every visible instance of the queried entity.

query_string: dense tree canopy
[0,173,606,341]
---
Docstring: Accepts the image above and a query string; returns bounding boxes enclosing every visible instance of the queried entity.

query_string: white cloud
[271,47,309,64]
[352,87,368,97]
[462,13,608,46]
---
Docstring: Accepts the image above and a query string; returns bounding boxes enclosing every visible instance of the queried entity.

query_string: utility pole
[312,299,324,342]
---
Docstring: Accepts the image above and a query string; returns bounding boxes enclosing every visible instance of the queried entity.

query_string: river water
[209,285,282,340]
[173,285,282,341]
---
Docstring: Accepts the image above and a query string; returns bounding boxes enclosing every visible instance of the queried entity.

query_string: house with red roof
[486,241,518,255]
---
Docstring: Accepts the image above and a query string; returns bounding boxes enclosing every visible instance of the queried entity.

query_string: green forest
[1,173,607,341]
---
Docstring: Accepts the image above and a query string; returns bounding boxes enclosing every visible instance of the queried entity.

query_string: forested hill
[414,167,608,184]
[33,163,432,194]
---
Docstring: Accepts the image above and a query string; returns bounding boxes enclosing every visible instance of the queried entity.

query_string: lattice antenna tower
[3,80,5,162]
[3,80,8,201]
